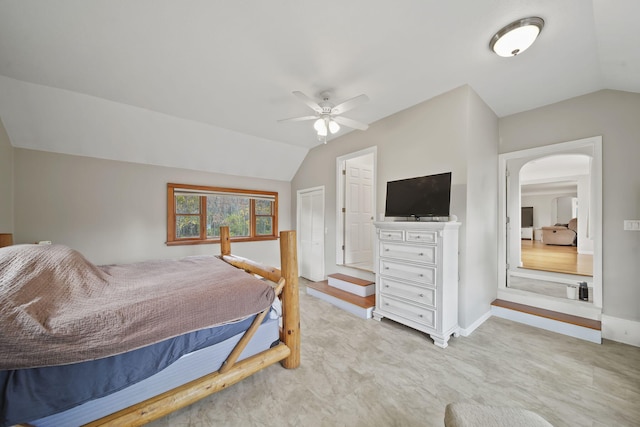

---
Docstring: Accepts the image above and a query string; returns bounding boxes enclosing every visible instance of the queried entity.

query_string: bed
[0,226,300,426]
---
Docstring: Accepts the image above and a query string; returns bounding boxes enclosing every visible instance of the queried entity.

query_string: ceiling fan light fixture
[315,118,328,137]
[279,90,369,143]
[313,118,327,134]
[490,17,544,57]
[328,119,340,134]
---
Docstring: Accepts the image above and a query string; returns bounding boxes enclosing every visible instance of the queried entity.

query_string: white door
[344,156,374,266]
[297,187,325,282]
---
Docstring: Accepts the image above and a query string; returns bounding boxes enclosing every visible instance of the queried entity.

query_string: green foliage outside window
[176,216,200,238]
[206,196,250,237]
[256,217,273,235]
[175,195,200,214]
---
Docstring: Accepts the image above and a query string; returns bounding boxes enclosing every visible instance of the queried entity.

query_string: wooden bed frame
[20,226,300,427]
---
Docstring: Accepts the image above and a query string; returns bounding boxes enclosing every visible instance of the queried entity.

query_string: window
[167,183,278,245]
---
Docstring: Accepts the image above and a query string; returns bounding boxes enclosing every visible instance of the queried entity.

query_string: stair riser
[491,306,602,344]
[328,278,375,297]
[307,287,373,319]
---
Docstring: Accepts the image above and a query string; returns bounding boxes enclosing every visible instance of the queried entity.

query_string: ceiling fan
[278,91,369,143]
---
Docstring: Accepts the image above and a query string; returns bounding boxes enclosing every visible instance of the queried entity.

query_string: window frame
[167,183,278,245]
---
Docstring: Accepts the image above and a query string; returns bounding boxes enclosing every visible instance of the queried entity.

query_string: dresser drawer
[378,229,404,241]
[379,259,436,286]
[379,295,435,328]
[379,277,435,308]
[406,230,437,244]
[380,241,436,264]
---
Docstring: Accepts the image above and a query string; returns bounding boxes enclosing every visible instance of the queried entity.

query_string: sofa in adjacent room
[541,217,577,246]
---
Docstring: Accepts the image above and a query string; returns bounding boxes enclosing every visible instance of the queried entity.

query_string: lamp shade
[490,17,544,57]
[313,118,326,133]
[328,120,340,134]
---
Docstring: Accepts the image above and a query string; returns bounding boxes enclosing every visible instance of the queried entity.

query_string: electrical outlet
[623,220,640,231]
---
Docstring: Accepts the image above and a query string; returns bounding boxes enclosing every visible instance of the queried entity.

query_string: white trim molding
[602,315,640,347]
[459,310,492,337]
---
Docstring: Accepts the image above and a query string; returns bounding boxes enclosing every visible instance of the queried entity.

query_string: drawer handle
[416,235,421,239]
[418,314,423,318]
[419,253,424,256]
[419,293,424,297]
[385,285,389,288]
[419,274,424,277]
[384,302,389,306]
[385,248,389,251]
[385,267,389,270]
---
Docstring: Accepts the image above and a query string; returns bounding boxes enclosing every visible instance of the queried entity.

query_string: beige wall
[291,85,500,330]
[0,118,13,233]
[13,149,292,266]
[499,89,640,322]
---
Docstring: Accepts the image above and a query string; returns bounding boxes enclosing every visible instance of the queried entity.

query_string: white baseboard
[459,310,492,337]
[458,309,639,348]
[602,315,640,347]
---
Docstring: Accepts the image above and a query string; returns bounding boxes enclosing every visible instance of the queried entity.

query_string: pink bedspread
[0,244,275,370]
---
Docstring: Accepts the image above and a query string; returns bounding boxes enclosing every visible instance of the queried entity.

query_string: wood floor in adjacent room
[149,279,640,427]
[520,239,593,276]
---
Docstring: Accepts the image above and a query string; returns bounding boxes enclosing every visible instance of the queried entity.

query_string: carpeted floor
[149,280,640,427]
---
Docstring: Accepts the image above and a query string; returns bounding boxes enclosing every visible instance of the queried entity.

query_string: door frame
[297,186,325,282]
[498,136,602,314]
[335,146,377,267]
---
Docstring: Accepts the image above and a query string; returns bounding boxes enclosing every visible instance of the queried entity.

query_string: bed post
[220,226,231,256]
[279,230,300,369]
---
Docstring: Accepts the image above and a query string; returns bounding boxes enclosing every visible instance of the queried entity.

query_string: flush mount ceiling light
[490,17,544,57]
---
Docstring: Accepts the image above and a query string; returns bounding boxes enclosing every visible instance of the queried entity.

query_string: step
[307,280,376,319]
[491,299,602,344]
[327,273,375,297]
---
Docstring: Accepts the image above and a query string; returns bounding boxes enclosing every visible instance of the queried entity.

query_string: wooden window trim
[166,183,278,245]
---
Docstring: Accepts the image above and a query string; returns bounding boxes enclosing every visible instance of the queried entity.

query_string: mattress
[0,309,280,427]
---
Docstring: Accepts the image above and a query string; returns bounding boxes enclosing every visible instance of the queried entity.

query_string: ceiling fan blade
[332,115,369,131]
[277,115,318,123]
[331,94,369,115]
[292,91,323,113]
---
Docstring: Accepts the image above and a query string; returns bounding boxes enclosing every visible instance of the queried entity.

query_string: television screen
[385,172,452,219]
[521,206,534,227]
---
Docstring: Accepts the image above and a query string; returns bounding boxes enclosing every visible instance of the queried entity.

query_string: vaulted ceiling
[0,1,638,181]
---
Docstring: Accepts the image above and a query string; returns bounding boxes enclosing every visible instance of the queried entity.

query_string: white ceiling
[0,1,638,181]
[521,154,590,196]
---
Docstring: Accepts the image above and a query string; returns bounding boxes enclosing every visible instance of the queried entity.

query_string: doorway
[297,186,325,282]
[519,154,593,276]
[498,136,602,319]
[336,147,376,272]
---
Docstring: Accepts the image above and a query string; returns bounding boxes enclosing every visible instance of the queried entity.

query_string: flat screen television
[384,172,452,220]
[521,206,534,227]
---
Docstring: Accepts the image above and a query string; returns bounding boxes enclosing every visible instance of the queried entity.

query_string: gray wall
[499,89,640,322]
[460,88,499,328]
[291,85,499,330]
[0,118,13,233]
[12,149,292,266]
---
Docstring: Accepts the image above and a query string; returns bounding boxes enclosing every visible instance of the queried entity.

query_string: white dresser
[372,221,460,348]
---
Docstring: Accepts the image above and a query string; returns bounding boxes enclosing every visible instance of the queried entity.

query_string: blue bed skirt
[1,311,279,426]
